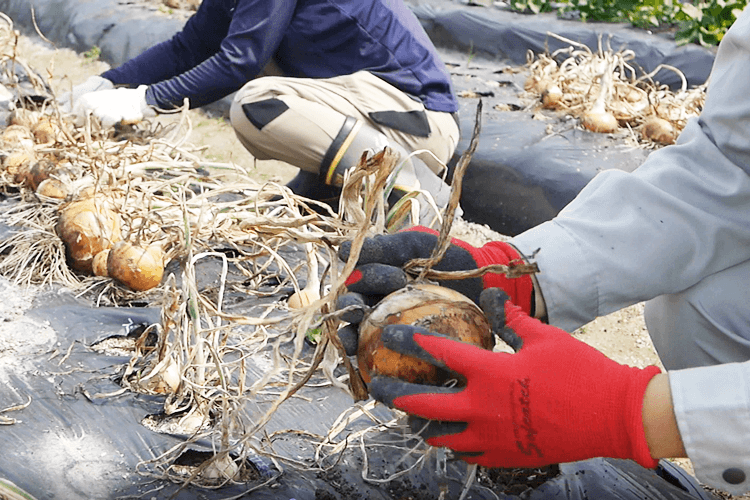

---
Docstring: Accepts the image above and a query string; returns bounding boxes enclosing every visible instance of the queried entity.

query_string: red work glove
[336,225,534,320]
[368,288,661,469]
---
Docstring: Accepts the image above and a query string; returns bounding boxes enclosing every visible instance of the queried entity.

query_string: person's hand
[368,287,661,469]
[72,85,156,128]
[334,226,535,353]
[57,76,114,113]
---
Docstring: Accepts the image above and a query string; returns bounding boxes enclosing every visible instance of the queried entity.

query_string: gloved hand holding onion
[365,288,662,469]
[333,225,535,361]
[333,229,662,470]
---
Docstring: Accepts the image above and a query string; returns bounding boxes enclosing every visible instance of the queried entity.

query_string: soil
[479,464,561,496]
[6,17,743,500]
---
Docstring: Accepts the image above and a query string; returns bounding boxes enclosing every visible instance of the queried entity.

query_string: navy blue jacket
[102,0,458,113]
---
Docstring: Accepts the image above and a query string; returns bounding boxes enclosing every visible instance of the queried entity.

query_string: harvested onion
[3,150,34,180]
[581,61,618,134]
[56,196,122,273]
[582,110,618,133]
[28,159,56,190]
[107,241,165,291]
[357,283,494,385]
[541,83,563,109]
[36,177,69,200]
[92,249,110,277]
[641,116,676,145]
[31,117,58,144]
[1,124,33,148]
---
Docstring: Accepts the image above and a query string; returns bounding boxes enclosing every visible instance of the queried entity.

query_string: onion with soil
[357,283,494,385]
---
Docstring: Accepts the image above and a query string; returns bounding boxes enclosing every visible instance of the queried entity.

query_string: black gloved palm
[334,228,486,356]
[338,228,485,303]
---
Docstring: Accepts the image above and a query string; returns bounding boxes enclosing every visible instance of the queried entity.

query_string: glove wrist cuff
[401,226,534,314]
[625,365,662,468]
[473,241,534,315]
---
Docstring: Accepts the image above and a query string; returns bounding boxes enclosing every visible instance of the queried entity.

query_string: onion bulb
[92,249,110,277]
[641,116,676,145]
[149,357,181,394]
[582,62,618,134]
[582,110,618,133]
[107,241,165,291]
[3,150,34,179]
[28,159,56,190]
[131,356,181,394]
[8,108,37,128]
[288,242,320,308]
[31,117,58,144]
[541,83,563,109]
[56,197,122,274]
[288,288,320,309]
[357,283,494,385]
[202,454,240,481]
[36,177,70,200]
[1,124,33,148]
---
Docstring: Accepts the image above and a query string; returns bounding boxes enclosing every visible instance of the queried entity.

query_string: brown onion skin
[357,284,494,386]
[641,116,676,145]
[56,197,122,274]
[107,241,165,292]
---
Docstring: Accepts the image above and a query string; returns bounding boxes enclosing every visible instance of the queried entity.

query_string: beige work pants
[228,70,459,177]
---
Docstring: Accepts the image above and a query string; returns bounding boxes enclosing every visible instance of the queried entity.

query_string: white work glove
[58,75,114,113]
[72,85,157,128]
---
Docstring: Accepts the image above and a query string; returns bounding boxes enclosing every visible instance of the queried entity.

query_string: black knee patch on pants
[368,110,431,137]
[241,98,289,130]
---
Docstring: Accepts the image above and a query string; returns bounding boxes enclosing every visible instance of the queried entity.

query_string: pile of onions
[1,115,73,199]
[357,283,494,385]
[524,34,705,146]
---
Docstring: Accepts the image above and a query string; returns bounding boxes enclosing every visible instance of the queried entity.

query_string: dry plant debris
[0,11,394,490]
[523,32,706,146]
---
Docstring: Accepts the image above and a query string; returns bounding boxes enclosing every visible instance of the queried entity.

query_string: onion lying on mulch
[56,194,122,273]
[106,240,165,291]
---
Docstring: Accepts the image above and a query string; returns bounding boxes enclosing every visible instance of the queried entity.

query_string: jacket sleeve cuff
[670,362,750,495]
